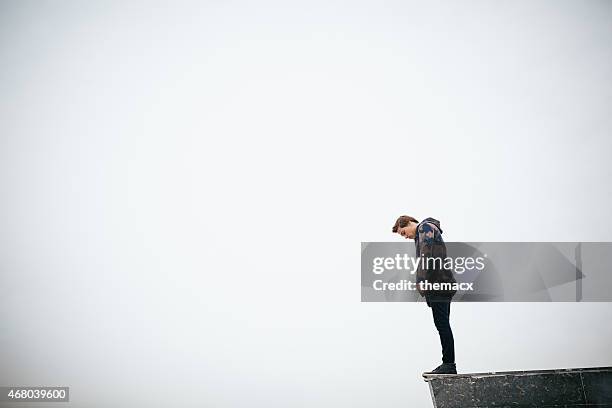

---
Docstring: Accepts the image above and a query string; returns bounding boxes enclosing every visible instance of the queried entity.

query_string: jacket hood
[419,217,443,234]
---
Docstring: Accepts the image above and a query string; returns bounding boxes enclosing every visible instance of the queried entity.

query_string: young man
[392,215,457,375]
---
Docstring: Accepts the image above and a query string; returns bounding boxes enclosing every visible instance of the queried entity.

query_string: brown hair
[392,215,419,233]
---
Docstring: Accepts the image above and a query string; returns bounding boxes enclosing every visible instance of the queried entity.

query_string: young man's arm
[416,222,437,295]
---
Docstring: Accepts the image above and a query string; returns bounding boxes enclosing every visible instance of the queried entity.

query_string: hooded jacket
[414,217,457,299]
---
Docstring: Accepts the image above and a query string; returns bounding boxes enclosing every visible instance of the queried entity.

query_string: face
[398,223,416,239]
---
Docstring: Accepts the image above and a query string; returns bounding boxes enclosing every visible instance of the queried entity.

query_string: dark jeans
[427,297,455,364]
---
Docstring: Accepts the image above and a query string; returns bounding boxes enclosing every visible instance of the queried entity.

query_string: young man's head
[392,215,419,239]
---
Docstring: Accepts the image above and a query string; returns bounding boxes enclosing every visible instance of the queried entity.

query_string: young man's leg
[430,299,455,365]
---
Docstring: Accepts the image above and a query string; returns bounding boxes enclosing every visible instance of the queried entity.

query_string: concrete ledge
[425,366,612,408]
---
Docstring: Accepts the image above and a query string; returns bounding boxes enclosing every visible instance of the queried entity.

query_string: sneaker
[423,363,457,376]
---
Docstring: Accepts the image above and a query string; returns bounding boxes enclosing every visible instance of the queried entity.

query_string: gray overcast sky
[1,0,612,406]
